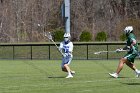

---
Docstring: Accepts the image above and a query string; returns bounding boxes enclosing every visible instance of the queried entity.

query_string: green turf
[0,60,140,93]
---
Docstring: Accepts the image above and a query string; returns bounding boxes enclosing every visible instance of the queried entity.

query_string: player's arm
[123,37,136,50]
[59,42,65,57]
[68,42,73,56]
[125,38,137,53]
[130,39,137,52]
[123,46,129,50]
[116,44,128,52]
[69,42,73,52]
[130,39,136,47]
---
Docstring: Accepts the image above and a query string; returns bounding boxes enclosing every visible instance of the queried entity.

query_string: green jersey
[124,33,138,62]
[126,33,138,53]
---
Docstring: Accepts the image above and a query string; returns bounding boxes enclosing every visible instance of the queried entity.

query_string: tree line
[0,0,140,43]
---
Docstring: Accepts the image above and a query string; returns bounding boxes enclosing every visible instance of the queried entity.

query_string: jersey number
[64,46,69,53]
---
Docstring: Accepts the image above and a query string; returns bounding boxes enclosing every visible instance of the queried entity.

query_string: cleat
[71,71,75,75]
[135,71,140,78]
[66,75,73,78]
[109,73,118,78]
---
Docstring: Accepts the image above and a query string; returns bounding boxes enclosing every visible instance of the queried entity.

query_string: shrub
[79,31,92,41]
[115,18,140,40]
[95,31,107,41]
[120,34,126,41]
[53,28,64,42]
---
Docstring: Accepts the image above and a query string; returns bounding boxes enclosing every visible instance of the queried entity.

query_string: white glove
[62,53,66,58]
[62,53,69,58]
[126,46,131,52]
[116,48,123,53]
[127,46,130,49]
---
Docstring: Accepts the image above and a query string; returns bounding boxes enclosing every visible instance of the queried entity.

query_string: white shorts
[61,55,73,68]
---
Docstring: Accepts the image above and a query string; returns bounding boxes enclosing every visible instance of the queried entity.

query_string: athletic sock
[68,71,72,76]
[135,69,139,73]
[115,73,119,76]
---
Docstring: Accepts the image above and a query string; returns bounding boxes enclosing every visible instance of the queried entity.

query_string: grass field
[0,60,140,93]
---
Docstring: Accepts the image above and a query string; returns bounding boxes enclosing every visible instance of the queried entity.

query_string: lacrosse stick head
[44,32,53,40]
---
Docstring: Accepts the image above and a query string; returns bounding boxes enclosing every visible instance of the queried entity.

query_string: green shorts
[123,53,137,63]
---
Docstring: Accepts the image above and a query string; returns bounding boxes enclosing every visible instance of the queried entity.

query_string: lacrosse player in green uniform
[109,26,140,78]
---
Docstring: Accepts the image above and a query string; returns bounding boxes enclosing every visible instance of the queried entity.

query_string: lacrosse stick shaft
[51,39,64,55]
[94,50,128,55]
[50,39,59,48]
[100,51,116,53]
[44,32,64,56]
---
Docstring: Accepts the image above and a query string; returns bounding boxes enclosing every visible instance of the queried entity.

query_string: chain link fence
[0,42,139,60]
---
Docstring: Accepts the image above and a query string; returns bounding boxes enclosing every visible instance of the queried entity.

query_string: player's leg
[125,54,140,77]
[125,62,140,77]
[109,58,127,78]
[62,67,67,72]
[61,57,73,72]
[109,53,140,78]
[61,58,67,72]
[64,64,73,77]
[62,67,75,74]
[116,58,127,74]
[61,57,74,78]
[62,63,72,73]
[125,62,136,70]
[66,56,75,74]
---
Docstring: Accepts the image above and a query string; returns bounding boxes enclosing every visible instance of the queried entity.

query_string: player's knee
[64,64,68,67]
[120,58,127,63]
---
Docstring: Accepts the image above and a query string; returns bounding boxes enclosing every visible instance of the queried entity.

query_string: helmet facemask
[64,37,69,42]
[63,33,71,43]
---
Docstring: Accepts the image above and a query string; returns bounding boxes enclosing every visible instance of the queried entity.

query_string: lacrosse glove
[62,53,69,58]
[116,48,123,53]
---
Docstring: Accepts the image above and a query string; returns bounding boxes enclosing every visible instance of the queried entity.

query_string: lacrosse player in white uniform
[59,33,75,78]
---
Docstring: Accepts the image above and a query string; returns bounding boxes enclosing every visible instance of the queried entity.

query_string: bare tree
[0,0,140,42]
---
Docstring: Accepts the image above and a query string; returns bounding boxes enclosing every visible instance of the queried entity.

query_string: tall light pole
[61,0,70,33]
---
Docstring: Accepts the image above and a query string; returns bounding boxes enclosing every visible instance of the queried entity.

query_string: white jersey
[59,41,73,67]
[59,41,73,53]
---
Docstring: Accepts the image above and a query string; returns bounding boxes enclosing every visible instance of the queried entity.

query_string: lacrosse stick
[44,32,64,56]
[94,49,128,55]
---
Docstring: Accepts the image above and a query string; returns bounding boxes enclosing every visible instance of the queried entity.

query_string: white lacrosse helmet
[63,33,71,42]
[124,26,133,34]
